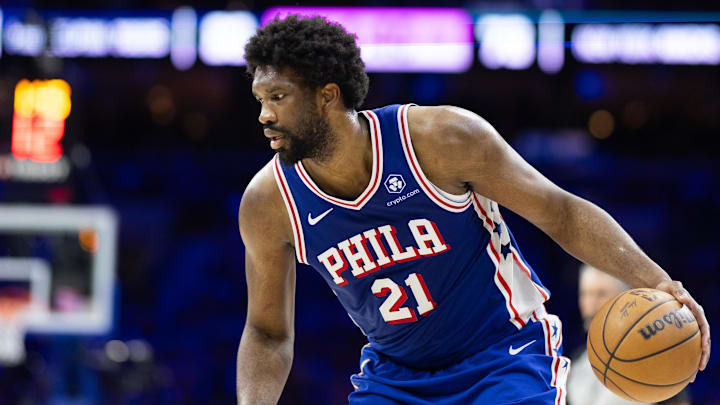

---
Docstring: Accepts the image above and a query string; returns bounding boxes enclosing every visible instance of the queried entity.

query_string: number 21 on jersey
[371,273,436,324]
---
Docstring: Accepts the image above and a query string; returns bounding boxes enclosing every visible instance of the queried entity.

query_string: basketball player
[236,15,710,404]
[567,265,692,405]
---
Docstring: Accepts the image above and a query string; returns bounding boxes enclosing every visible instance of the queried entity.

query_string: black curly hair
[245,14,369,110]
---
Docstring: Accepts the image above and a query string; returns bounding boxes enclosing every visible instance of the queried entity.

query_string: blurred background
[0,0,718,404]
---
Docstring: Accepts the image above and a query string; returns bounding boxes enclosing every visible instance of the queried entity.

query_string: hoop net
[0,293,30,366]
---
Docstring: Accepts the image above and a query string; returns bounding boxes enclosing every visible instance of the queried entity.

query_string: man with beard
[236,15,710,405]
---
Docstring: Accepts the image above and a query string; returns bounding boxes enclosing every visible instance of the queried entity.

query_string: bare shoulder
[406,105,499,192]
[407,105,494,137]
[239,158,294,248]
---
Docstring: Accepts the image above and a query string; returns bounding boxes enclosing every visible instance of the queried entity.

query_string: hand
[654,280,710,382]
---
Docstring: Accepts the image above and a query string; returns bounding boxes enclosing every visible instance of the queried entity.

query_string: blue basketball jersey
[273,104,552,369]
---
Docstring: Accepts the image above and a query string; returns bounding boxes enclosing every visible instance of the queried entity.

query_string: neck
[302,109,373,200]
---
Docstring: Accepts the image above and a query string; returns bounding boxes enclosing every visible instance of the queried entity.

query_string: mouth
[270,136,285,150]
[264,129,286,150]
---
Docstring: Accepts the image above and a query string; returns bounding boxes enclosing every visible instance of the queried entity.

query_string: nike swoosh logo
[508,339,536,355]
[308,208,333,226]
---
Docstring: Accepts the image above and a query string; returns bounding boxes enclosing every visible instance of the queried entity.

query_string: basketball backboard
[0,205,118,335]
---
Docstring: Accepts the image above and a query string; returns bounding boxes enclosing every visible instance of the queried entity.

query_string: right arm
[236,162,297,405]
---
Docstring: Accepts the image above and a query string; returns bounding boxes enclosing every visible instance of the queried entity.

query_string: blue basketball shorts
[349,314,571,405]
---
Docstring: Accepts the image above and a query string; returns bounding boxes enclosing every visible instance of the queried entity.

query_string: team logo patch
[384,174,406,194]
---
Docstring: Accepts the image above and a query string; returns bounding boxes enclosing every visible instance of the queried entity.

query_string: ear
[319,83,342,110]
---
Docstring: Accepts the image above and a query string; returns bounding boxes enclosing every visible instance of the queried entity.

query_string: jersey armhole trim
[472,192,551,329]
[272,154,308,265]
[397,104,472,213]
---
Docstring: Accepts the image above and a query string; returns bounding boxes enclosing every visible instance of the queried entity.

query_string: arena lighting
[171,7,197,70]
[5,7,720,70]
[112,18,170,58]
[50,18,109,57]
[3,19,45,56]
[572,23,720,65]
[48,16,170,58]
[12,79,71,163]
[537,10,565,74]
[0,8,4,59]
[557,10,720,24]
[198,11,257,66]
[261,7,474,73]
[476,14,536,70]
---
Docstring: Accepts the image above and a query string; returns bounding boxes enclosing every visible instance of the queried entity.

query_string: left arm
[407,105,710,374]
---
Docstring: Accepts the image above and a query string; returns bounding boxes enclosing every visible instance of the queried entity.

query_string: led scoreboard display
[12,79,71,163]
[0,78,72,184]
[1,6,719,71]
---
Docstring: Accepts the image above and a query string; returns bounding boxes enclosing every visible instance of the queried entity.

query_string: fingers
[662,280,689,303]
[653,280,711,373]
[698,307,711,370]
[681,295,710,371]
[688,299,711,370]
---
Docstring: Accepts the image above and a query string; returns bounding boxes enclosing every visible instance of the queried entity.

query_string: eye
[271,94,285,102]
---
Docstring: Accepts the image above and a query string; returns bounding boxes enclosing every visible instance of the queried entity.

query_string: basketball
[587,288,701,402]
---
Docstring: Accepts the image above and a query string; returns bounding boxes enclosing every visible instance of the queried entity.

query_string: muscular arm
[407,105,709,372]
[237,162,296,405]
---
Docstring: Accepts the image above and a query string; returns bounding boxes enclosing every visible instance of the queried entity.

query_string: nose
[258,102,277,125]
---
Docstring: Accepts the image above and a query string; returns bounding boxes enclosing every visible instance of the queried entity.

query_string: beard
[267,102,335,166]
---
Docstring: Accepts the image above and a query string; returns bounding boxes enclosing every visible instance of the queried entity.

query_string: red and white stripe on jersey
[273,155,308,264]
[534,312,570,405]
[294,109,383,211]
[472,192,549,329]
[397,104,473,213]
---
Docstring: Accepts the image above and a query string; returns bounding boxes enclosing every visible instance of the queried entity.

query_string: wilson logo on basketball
[637,308,696,340]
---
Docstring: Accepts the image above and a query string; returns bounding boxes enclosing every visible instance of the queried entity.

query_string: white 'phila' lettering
[317,247,348,286]
[378,224,418,262]
[362,229,392,267]
[338,234,378,277]
[317,219,450,286]
[409,219,449,256]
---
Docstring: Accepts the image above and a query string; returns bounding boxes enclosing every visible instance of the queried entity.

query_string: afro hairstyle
[245,14,369,110]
